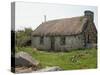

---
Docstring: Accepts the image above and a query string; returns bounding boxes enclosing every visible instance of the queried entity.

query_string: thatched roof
[32,16,88,36]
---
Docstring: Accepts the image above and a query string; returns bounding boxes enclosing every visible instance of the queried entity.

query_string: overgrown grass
[16,47,97,70]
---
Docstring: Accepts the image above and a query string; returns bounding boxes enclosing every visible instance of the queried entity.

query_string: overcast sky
[15,2,98,31]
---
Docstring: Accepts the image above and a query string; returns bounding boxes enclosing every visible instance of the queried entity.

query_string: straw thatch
[32,16,88,36]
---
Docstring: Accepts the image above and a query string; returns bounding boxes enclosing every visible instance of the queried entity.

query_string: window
[60,37,66,45]
[40,36,44,44]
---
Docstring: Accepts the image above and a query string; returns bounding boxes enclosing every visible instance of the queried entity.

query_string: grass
[16,47,97,70]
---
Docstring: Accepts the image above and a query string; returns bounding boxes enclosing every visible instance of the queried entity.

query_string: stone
[37,66,62,72]
[15,67,33,73]
[15,51,39,67]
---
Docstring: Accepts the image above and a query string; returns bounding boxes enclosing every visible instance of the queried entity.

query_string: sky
[15,2,98,31]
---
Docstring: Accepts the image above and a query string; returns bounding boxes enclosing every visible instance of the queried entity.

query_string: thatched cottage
[32,10,97,51]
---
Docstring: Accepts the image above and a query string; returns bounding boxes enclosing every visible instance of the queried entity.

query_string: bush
[16,28,32,47]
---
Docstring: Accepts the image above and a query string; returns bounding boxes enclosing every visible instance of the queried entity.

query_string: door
[50,37,55,50]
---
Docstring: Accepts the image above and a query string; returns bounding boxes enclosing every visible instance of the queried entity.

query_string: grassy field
[16,47,97,70]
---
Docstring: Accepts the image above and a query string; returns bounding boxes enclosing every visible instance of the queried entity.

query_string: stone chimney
[84,10,94,22]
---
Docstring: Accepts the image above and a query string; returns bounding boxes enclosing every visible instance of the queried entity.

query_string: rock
[37,66,62,72]
[15,52,62,73]
[15,51,39,67]
[15,67,33,73]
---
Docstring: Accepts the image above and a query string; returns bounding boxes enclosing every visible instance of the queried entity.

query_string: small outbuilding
[32,10,97,51]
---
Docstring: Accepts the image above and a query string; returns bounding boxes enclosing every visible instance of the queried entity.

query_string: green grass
[16,47,97,70]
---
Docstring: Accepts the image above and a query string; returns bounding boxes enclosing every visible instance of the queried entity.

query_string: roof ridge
[43,16,84,24]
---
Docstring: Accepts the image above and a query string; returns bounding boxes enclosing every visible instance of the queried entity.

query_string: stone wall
[32,34,85,51]
[32,36,51,50]
[84,22,97,44]
[54,34,85,51]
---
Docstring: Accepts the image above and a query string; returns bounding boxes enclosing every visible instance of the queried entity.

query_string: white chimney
[44,15,46,22]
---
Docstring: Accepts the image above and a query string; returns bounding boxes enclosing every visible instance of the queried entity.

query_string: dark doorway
[87,34,90,43]
[50,37,55,50]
